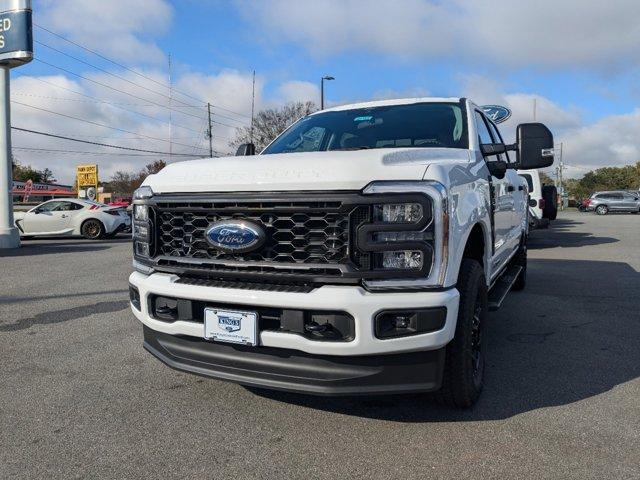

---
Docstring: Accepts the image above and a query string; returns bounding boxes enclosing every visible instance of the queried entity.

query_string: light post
[0,0,33,249]
[320,75,334,110]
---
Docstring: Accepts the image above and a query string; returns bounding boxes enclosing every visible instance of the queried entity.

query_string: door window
[474,111,494,146]
[35,201,64,213]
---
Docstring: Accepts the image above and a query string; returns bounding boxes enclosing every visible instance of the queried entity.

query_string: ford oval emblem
[481,105,512,124]
[205,220,265,253]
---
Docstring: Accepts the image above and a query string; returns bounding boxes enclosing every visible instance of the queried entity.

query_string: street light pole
[320,75,334,110]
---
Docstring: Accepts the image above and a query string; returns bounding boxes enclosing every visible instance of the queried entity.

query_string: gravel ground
[1,211,638,479]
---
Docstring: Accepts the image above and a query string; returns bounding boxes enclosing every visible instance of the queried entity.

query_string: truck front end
[129,98,467,395]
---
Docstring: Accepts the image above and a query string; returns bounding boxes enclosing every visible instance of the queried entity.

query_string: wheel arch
[450,222,491,286]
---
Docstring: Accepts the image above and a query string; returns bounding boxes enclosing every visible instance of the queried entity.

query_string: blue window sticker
[353,115,373,122]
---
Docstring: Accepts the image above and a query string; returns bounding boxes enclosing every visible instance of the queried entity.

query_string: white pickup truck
[129,97,553,408]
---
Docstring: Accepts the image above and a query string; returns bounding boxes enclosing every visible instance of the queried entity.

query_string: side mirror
[487,160,507,179]
[235,143,256,156]
[515,123,554,169]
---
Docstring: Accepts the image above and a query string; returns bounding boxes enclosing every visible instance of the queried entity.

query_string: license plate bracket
[204,308,258,346]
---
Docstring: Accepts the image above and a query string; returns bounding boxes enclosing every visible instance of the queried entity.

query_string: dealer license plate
[204,308,258,346]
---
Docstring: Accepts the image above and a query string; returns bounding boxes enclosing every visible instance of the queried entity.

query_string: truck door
[474,110,515,270]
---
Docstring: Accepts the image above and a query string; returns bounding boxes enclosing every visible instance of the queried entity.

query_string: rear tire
[596,205,608,215]
[81,219,104,239]
[436,259,487,409]
[542,185,558,220]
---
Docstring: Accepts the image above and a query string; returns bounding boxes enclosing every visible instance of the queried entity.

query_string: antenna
[250,70,256,145]
[168,53,172,158]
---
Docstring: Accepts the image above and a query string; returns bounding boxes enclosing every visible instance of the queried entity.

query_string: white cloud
[38,0,173,64]
[11,69,317,183]
[275,80,319,105]
[238,0,640,70]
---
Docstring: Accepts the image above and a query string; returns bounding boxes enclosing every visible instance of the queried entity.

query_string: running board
[488,265,522,311]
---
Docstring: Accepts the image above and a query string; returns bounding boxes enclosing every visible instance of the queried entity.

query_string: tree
[231,101,318,152]
[565,162,640,199]
[107,160,167,196]
[11,159,57,183]
[40,168,57,183]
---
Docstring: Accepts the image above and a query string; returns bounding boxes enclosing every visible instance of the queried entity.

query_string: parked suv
[587,191,640,215]
[129,97,554,408]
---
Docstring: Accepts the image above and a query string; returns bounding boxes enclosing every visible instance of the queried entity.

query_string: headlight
[375,203,423,223]
[360,181,449,290]
[382,250,424,269]
[133,205,148,222]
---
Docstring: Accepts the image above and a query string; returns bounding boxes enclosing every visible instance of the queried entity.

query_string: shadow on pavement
[246,258,639,422]
[0,243,113,257]
[528,217,618,249]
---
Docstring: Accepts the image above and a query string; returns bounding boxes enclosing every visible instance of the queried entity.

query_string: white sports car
[14,199,131,239]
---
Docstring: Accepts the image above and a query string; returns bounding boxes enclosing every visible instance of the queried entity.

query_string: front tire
[81,219,104,239]
[436,259,488,409]
[596,205,608,215]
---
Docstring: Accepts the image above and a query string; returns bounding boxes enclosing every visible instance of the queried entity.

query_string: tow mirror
[515,123,554,169]
[235,143,256,156]
[486,160,507,179]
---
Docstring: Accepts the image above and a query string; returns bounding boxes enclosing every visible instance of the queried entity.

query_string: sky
[11,0,640,184]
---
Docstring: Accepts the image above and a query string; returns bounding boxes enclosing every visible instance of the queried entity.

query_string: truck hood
[144,148,471,193]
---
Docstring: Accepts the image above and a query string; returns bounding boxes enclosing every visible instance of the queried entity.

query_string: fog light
[375,308,447,339]
[382,250,423,269]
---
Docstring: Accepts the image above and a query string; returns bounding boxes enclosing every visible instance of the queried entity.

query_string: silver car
[587,191,640,215]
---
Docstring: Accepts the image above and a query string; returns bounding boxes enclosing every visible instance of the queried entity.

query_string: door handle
[507,185,515,192]
[61,214,68,218]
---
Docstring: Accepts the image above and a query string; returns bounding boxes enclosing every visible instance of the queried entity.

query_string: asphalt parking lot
[1,211,638,479]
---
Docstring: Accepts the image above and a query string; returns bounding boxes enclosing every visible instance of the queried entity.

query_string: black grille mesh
[154,200,358,265]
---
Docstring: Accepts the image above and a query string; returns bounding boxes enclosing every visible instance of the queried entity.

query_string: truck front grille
[153,198,365,266]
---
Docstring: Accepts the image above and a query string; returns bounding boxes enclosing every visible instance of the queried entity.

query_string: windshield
[262,102,468,154]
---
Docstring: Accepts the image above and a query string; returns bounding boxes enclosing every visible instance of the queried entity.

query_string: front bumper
[143,325,446,395]
[129,271,460,357]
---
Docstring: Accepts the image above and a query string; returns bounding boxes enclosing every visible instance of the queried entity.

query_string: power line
[25,77,208,135]
[12,127,215,156]
[13,91,153,106]
[36,39,199,110]
[33,58,204,120]
[34,23,253,120]
[10,102,211,152]
[13,146,187,157]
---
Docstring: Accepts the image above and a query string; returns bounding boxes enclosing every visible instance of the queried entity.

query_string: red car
[108,197,132,208]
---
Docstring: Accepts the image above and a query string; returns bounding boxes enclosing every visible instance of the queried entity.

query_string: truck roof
[317,97,463,114]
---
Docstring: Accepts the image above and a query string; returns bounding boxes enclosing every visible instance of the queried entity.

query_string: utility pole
[207,102,213,158]
[533,97,537,121]
[559,142,564,211]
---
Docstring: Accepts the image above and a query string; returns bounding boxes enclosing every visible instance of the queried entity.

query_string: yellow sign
[76,164,98,200]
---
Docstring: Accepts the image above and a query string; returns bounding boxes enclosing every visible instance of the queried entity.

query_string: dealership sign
[0,1,33,67]
[76,164,99,201]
